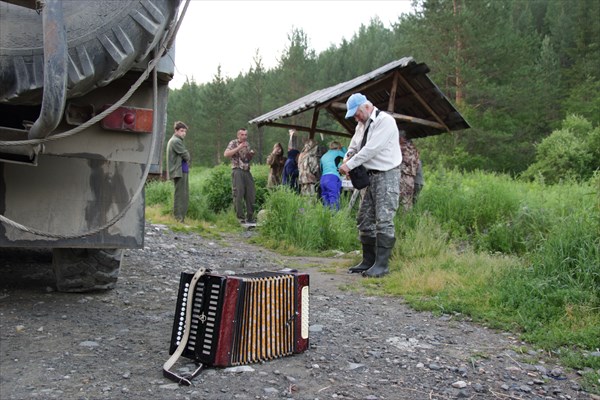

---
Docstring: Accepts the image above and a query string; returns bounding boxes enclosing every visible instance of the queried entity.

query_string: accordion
[163,268,309,384]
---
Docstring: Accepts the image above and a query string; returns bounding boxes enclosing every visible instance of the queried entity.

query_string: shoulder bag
[349,111,379,189]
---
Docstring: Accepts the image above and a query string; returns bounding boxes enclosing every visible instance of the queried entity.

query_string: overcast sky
[171,0,415,88]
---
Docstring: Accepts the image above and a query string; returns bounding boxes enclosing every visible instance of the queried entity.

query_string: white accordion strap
[162,267,206,385]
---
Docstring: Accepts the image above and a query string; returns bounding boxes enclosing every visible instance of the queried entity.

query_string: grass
[145,166,600,394]
[254,186,358,253]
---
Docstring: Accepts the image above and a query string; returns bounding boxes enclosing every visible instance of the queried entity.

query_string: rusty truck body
[0,0,185,291]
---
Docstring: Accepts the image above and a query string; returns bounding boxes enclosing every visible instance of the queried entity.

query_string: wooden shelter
[249,57,470,139]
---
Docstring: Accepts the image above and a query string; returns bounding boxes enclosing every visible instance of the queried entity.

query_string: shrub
[419,168,520,242]
[523,115,599,183]
[202,164,233,214]
[492,180,599,349]
[145,179,172,207]
[187,189,217,222]
[202,164,270,215]
[258,187,357,252]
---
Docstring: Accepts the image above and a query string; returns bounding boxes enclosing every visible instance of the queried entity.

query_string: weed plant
[202,164,270,214]
[257,186,357,253]
[145,179,172,207]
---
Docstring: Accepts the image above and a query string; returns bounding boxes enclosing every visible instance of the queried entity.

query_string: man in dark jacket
[282,149,300,192]
[166,121,191,222]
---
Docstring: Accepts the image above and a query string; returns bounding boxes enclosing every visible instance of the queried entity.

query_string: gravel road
[0,223,596,400]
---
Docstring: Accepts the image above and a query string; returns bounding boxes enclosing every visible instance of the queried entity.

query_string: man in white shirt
[339,93,402,278]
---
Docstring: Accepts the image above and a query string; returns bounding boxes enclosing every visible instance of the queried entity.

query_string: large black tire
[0,0,180,105]
[52,248,123,292]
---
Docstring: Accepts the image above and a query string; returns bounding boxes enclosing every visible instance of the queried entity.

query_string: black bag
[349,165,370,189]
[348,113,378,190]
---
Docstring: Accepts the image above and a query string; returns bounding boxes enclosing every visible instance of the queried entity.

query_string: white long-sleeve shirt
[346,108,402,172]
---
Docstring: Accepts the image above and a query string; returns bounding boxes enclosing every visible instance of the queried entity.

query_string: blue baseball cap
[345,93,367,119]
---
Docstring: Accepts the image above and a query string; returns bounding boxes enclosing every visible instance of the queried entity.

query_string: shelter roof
[249,57,470,139]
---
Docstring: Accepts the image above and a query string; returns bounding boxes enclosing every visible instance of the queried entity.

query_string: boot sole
[362,271,389,278]
[348,268,369,274]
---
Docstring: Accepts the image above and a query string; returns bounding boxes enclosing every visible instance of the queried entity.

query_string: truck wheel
[0,0,179,104]
[52,248,123,293]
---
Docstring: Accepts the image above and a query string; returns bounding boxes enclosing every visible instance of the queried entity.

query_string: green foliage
[394,211,449,259]
[417,168,520,241]
[201,163,270,215]
[257,187,357,253]
[145,170,217,221]
[524,115,599,183]
[145,179,172,207]
[251,164,269,212]
[563,77,600,127]
[202,164,233,214]
[186,186,216,222]
[390,168,599,353]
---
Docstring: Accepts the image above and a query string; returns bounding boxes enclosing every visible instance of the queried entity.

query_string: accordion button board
[169,269,309,367]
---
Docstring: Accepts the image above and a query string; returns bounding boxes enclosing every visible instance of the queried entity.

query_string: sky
[170,0,416,88]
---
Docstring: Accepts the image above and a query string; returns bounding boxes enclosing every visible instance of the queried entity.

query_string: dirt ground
[0,223,596,400]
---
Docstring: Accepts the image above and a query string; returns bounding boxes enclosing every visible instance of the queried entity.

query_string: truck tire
[0,0,179,105]
[52,248,123,293]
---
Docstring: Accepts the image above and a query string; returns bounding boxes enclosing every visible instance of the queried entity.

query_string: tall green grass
[145,168,217,221]
[257,187,357,253]
[493,206,599,349]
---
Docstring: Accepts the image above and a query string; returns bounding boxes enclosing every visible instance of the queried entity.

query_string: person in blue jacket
[319,141,346,209]
[282,149,300,192]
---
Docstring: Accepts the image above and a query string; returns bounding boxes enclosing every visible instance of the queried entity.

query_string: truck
[0,0,185,291]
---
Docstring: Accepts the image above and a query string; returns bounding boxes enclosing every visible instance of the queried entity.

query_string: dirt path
[0,224,594,399]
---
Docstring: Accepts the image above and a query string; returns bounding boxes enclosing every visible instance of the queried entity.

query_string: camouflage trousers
[400,174,415,211]
[357,166,401,240]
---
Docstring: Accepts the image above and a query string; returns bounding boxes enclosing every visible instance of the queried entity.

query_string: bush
[145,179,172,207]
[491,179,600,349]
[523,115,599,183]
[419,168,520,241]
[258,187,357,252]
[202,164,233,214]
[202,163,270,215]
[187,189,217,222]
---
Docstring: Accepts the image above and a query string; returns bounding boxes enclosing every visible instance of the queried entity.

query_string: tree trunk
[453,0,464,106]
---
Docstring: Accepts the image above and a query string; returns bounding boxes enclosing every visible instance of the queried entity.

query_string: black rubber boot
[348,236,376,274]
[362,235,395,278]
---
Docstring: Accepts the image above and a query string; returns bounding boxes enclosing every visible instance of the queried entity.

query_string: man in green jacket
[167,121,190,222]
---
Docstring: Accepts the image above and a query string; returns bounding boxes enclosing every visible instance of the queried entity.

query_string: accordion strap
[162,267,207,385]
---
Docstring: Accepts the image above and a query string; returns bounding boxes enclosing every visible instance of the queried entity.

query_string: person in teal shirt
[319,141,346,209]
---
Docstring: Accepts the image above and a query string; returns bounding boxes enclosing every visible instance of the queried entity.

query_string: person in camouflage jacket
[399,134,420,211]
[266,142,285,188]
[298,138,321,196]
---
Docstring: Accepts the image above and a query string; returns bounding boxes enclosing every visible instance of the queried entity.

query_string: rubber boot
[363,235,395,278]
[348,236,376,274]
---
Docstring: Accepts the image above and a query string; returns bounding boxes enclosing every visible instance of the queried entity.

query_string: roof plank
[248,57,470,139]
